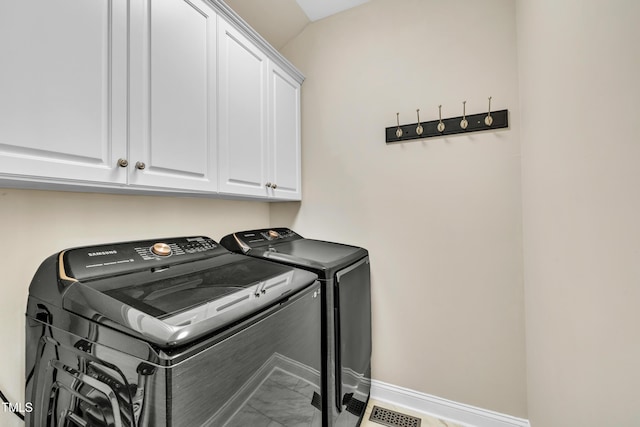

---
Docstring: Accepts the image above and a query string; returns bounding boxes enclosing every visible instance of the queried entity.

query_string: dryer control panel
[220,228,301,252]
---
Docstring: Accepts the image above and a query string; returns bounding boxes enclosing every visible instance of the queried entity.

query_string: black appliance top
[220,228,368,278]
[29,236,317,347]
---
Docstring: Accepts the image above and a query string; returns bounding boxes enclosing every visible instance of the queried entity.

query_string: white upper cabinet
[268,63,302,200]
[0,0,128,184]
[218,21,302,200]
[128,0,218,191]
[217,19,269,198]
[0,0,303,199]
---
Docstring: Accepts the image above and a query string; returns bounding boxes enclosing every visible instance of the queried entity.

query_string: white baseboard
[370,380,530,427]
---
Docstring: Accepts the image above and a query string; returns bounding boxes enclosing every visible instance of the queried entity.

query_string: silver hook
[416,109,423,135]
[396,112,403,138]
[485,96,493,126]
[437,105,445,132]
[460,101,468,129]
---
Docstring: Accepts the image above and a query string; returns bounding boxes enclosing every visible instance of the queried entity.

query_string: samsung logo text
[88,250,118,257]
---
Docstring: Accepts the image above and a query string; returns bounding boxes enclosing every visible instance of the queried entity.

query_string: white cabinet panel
[217,19,268,197]
[0,0,303,199]
[269,64,301,200]
[0,0,127,183]
[129,0,217,191]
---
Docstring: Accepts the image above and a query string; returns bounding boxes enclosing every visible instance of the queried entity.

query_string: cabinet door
[129,0,217,191]
[217,19,268,198]
[0,0,127,184]
[268,63,302,200]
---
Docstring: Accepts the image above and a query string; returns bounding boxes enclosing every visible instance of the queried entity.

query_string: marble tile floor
[224,367,322,427]
[361,398,465,427]
[221,364,462,427]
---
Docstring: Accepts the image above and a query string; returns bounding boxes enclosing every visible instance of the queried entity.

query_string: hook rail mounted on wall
[386,105,509,144]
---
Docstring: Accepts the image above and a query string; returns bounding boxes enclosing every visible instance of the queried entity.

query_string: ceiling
[295,0,370,21]
[223,0,370,49]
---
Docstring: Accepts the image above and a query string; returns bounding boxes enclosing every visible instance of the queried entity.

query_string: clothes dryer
[221,228,371,427]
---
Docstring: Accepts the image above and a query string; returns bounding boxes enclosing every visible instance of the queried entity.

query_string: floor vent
[369,405,422,427]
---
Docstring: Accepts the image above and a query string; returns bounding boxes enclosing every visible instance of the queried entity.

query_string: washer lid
[102,257,292,318]
[61,254,317,347]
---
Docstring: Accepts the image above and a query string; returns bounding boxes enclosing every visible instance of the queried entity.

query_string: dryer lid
[267,239,365,265]
[221,229,368,275]
[260,239,368,276]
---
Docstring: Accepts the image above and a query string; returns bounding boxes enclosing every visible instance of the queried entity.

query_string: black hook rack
[385,109,509,144]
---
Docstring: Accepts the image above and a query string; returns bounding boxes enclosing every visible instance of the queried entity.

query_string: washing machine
[220,228,371,427]
[25,236,322,427]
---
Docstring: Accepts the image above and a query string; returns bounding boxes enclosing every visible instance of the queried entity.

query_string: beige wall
[274,0,527,417]
[0,188,271,427]
[224,0,309,50]
[517,0,640,426]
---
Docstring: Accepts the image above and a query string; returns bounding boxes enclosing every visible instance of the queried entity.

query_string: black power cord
[0,388,25,421]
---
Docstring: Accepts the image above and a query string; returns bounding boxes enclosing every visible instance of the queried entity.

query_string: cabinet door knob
[271,183,277,189]
[135,161,146,170]
[117,158,129,168]
[265,182,272,188]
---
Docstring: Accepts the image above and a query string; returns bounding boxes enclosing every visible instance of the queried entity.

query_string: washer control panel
[63,236,222,281]
[134,238,218,261]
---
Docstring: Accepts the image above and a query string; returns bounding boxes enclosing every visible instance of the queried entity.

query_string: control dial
[151,242,172,257]
[268,230,280,239]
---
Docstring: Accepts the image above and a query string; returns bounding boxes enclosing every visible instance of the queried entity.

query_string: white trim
[204,0,305,84]
[370,380,530,427]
